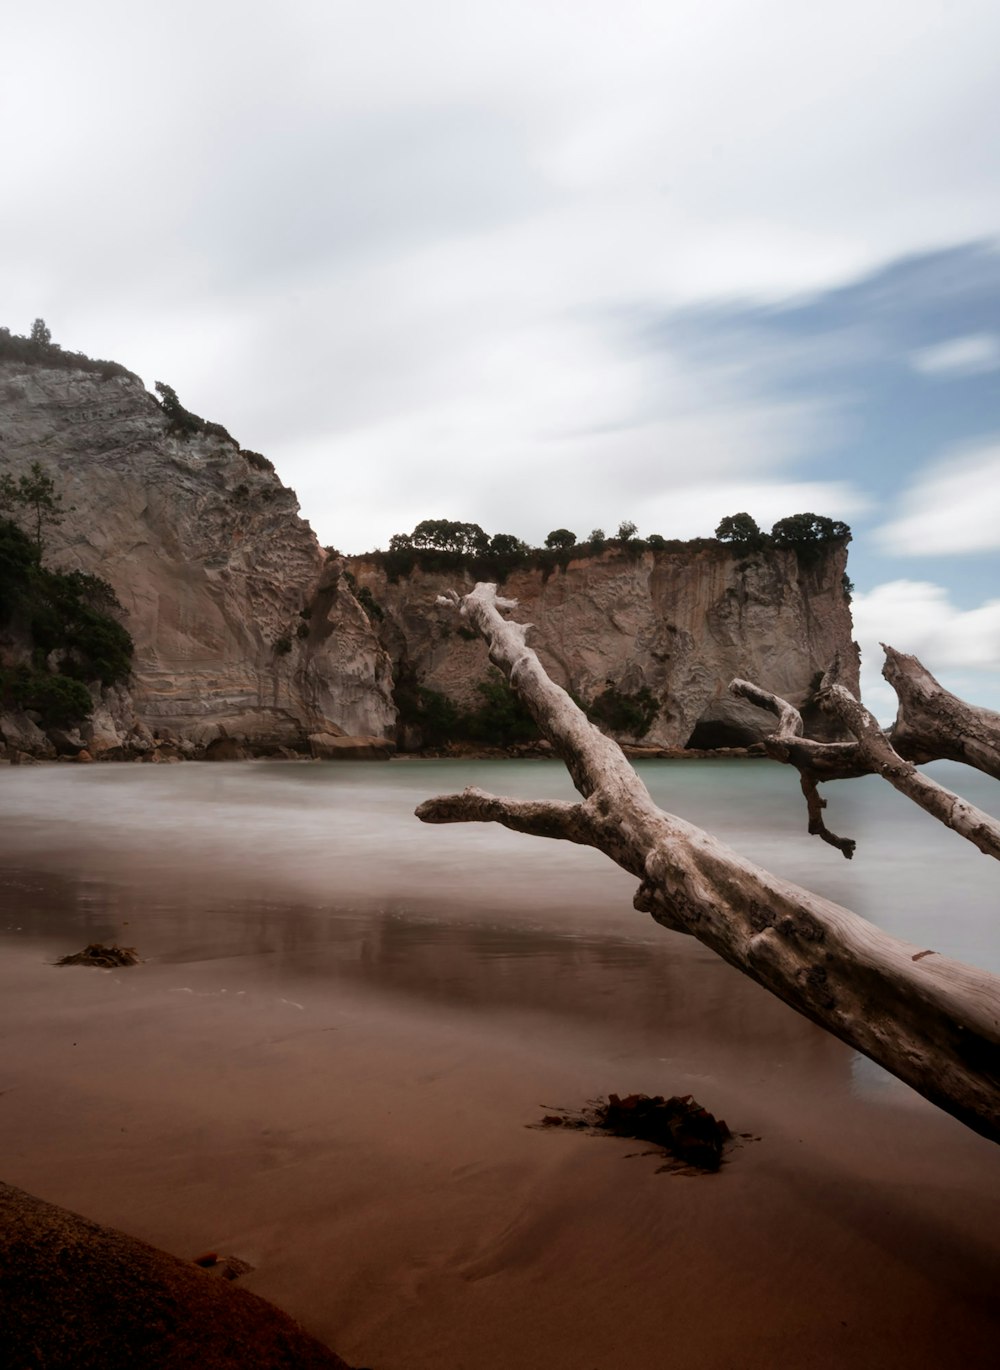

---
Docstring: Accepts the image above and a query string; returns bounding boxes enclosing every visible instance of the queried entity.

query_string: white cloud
[876,442,1000,556]
[2,0,999,561]
[852,579,1000,716]
[909,334,1000,377]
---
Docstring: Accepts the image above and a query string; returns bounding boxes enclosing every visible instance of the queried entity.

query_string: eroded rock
[0,361,397,755]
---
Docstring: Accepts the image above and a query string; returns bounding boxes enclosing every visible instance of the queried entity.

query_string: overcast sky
[3,0,999,712]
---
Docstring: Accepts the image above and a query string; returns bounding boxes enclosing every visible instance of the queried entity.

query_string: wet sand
[2,761,999,1367]
[2,944,999,1369]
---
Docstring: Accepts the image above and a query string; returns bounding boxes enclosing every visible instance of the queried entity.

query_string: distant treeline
[365,513,851,583]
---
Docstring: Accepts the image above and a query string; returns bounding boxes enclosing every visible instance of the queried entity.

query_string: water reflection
[2,757,998,1102]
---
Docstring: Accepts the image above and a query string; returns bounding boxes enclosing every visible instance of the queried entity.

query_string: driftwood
[731,651,1000,861]
[417,584,1000,1146]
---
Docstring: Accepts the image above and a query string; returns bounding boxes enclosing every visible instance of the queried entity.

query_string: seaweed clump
[55,943,139,968]
[539,1092,732,1171]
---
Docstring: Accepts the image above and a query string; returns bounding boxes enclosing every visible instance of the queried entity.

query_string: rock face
[348,544,859,749]
[0,361,395,754]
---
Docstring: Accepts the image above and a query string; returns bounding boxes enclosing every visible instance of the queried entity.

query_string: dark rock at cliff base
[308,732,395,760]
[204,735,249,761]
[0,1180,354,1369]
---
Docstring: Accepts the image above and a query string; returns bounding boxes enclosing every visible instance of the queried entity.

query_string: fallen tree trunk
[417,584,1000,1146]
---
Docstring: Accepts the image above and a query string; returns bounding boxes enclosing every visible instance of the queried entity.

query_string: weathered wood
[884,645,1000,780]
[418,583,1000,1146]
[821,681,1000,862]
[730,663,1000,862]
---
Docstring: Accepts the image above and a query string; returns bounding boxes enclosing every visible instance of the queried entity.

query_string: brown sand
[1,945,998,1370]
[0,1179,351,1368]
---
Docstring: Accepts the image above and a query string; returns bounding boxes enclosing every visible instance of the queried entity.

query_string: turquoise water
[1,757,998,1100]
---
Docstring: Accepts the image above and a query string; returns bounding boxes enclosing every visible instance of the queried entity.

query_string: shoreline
[2,739,770,766]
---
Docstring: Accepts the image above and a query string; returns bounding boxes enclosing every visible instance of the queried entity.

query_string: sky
[2,0,999,715]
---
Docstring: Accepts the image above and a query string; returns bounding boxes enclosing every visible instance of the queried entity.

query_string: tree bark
[730,660,1000,862]
[418,583,1000,1146]
[884,646,1000,780]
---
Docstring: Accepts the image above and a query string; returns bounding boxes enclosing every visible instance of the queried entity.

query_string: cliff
[0,359,395,757]
[348,543,859,749]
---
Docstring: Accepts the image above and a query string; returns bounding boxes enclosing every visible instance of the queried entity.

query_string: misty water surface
[2,758,998,1101]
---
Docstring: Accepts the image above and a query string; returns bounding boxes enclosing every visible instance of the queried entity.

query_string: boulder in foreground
[0,1180,353,1369]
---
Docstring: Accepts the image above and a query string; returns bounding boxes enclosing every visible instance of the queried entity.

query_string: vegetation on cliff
[375,513,850,583]
[0,468,133,728]
[395,667,663,749]
[0,318,138,383]
[2,320,275,477]
[394,667,541,749]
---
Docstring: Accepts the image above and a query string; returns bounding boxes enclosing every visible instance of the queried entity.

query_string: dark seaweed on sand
[539,1092,732,1171]
[55,943,139,968]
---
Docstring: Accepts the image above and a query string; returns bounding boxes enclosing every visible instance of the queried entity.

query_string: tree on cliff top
[771,512,851,546]
[408,519,491,555]
[715,512,764,548]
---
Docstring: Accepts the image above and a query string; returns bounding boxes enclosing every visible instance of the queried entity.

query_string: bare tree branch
[798,771,856,859]
[820,682,1000,862]
[419,583,1000,1146]
[416,788,593,846]
[884,646,1000,780]
[730,677,865,856]
[732,661,1000,863]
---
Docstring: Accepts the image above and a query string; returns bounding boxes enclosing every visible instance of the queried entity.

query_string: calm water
[2,757,998,1101]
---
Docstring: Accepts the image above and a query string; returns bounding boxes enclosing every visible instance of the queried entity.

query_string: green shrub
[356,585,384,622]
[393,666,538,748]
[394,675,465,748]
[463,673,539,747]
[0,323,138,382]
[588,684,659,738]
[241,450,274,472]
[715,512,765,550]
[0,665,93,728]
[0,516,133,692]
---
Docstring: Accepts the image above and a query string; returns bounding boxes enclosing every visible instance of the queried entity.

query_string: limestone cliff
[348,544,859,749]
[0,360,395,754]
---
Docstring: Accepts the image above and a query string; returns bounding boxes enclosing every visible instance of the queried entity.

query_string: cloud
[876,442,1000,555]
[852,579,1000,716]
[910,334,1000,377]
[2,0,999,656]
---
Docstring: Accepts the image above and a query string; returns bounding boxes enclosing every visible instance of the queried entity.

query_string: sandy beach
[2,943,999,1368]
[2,760,999,1367]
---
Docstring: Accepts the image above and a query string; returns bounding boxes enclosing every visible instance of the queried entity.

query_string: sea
[2,755,998,1103]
